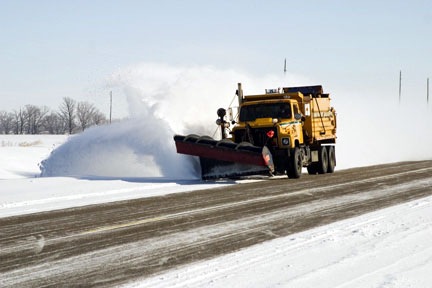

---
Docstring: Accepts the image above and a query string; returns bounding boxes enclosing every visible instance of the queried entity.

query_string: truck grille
[234,127,278,147]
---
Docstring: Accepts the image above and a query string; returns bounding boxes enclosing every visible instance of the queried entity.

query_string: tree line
[0,97,107,135]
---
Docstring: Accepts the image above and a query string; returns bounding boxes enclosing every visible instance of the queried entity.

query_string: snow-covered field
[0,135,66,179]
[1,134,432,287]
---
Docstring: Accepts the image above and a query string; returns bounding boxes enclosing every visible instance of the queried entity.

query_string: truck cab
[227,85,336,177]
[231,98,304,150]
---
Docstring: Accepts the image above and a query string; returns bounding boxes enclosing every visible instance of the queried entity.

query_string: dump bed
[283,86,337,144]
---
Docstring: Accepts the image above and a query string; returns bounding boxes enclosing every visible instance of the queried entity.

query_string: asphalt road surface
[1,160,432,287]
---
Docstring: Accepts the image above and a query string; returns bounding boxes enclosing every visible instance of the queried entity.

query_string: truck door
[293,103,304,145]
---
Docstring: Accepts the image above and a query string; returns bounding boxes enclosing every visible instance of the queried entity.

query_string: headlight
[282,137,290,146]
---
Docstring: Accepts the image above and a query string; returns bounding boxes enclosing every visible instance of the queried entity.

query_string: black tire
[317,146,328,174]
[327,146,336,173]
[287,147,302,179]
[307,163,318,175]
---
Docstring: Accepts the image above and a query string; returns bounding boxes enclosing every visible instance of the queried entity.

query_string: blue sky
[1,0,431,114]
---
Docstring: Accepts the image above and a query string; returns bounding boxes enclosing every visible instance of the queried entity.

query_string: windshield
[239,103,292,121]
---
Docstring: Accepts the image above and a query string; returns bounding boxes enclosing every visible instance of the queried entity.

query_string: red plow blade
[174,135,274,179]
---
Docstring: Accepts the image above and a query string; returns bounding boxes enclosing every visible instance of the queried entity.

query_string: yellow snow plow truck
[174,83,337,179]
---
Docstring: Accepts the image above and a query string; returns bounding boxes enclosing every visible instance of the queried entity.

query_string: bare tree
[3,98,107,135]
[59,97,76,134]
[18,109,25,134]
[0,111,14,134]
[91,110,107,126]
[11,109,24,134]
[22,105,49,134]
[24,105,38,134]
[32,106,49,134]
[43,112,64,134]
[76,101,96,131]
[0,111,6,134]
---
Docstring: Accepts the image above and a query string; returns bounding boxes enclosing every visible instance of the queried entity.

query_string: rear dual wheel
[307,146,336,175]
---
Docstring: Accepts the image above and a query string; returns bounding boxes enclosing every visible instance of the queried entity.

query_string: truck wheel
[317,146,328,174]
[327,146,336,173]
[287,147,302,179]
[307,163,318,175]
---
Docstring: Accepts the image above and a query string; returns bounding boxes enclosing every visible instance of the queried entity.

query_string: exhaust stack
[237,83,243,105]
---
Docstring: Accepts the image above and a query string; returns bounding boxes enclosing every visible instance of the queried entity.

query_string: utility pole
[284,58,287,74]
[109,91,112,124]
[428,78,430,104]
[399,70,402,103]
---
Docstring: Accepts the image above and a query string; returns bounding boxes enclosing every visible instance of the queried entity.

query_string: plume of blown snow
[40,99,198,179]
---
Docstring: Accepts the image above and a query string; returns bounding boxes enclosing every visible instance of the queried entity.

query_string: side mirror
[301,116,306,122]
[294,113,302,120]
